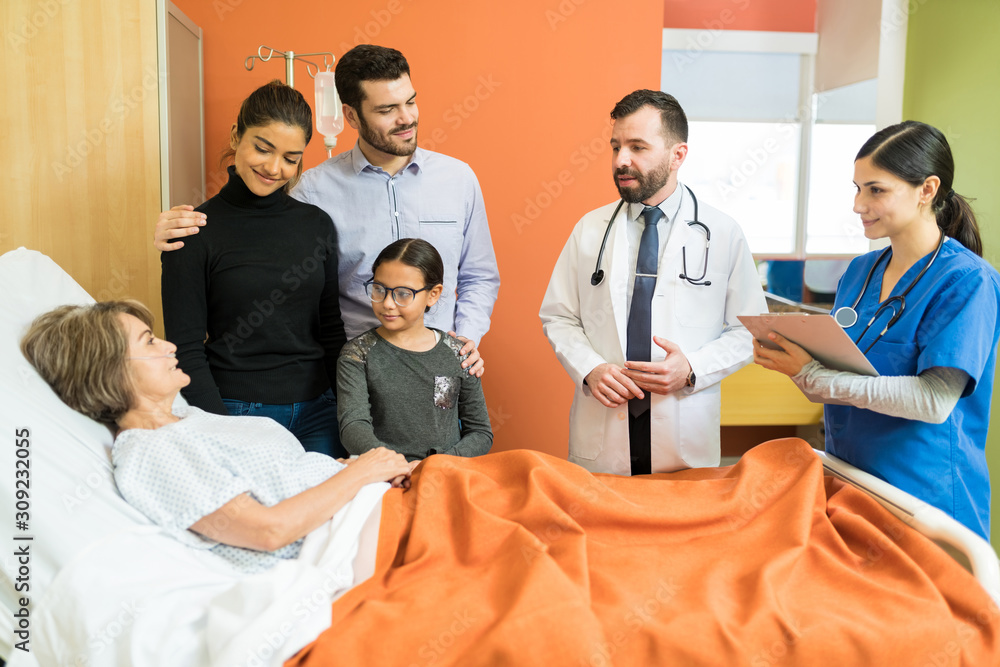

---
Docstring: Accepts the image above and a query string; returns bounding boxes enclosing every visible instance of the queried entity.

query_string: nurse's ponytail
[937,190,981,257]
[856,121,982,257]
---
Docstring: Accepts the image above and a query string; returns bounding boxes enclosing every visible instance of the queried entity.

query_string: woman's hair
[856,121,982,256]
[371,239,444,312]
[20,300,154,426]
[221,79,313,192]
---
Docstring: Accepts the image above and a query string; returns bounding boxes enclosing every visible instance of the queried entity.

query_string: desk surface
[721,363,824,426]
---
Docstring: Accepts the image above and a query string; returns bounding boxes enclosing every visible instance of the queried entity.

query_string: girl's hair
[856,120,982,256]
[372,239,444,312]
[221,80,313,192]
[20,300,154,426]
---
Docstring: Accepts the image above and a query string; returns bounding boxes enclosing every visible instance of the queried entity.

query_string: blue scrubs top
[827,237,1000,540]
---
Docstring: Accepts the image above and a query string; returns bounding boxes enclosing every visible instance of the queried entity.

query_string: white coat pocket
[673,271,727,328]
[568,395,607,461]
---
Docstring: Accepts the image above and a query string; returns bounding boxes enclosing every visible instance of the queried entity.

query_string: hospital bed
[1,247,998,666]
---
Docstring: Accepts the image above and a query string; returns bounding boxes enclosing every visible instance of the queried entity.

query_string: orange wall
[663,0,816,32]
[169,0,664,457]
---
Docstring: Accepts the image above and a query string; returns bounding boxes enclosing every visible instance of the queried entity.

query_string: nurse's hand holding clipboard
[752,332,813,379]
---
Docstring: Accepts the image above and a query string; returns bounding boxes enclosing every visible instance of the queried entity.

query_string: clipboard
[738,313,879,377]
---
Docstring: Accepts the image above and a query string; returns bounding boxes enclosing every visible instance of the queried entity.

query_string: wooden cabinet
[1,0,163,327]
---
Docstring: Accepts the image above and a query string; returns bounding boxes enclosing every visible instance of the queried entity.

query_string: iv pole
[244,45,334,88]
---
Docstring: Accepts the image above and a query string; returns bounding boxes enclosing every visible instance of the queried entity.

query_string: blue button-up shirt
[292,143,500,344]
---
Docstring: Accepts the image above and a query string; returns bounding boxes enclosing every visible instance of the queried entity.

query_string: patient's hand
[350,447,413,486]
[155,205,206,251]
[387,460,421,489]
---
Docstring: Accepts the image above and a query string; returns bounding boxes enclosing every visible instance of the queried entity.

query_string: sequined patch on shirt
[434,376,460,409]
[342,330,379,364]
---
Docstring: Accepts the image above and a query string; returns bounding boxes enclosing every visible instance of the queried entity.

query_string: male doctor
[540,89,766,475]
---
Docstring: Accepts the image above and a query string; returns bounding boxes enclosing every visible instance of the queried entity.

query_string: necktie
[626,205,662,417]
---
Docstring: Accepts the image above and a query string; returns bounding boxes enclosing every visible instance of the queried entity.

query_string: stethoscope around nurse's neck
[590,184,712,287]
[833,231,945,354]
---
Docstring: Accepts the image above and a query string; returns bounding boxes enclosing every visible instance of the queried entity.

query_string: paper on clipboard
[739,312,879,381]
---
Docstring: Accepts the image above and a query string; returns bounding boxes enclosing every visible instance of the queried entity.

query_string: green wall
[903,0,1000,548]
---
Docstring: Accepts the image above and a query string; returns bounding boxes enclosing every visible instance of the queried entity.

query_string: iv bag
[314,70,343,151]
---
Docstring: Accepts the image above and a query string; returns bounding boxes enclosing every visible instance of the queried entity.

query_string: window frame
[662,28,870,260]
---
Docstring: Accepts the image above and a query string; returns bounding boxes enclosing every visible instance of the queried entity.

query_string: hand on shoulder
[155,205,206,252]
[449,331,484,377]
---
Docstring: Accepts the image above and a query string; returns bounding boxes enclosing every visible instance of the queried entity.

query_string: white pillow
[0,249,162,646]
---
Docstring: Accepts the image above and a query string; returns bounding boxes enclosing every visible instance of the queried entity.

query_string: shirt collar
[628,182,685,225]
[350,141,424,176]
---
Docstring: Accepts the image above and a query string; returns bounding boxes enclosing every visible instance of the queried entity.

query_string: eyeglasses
[364,280,430,306]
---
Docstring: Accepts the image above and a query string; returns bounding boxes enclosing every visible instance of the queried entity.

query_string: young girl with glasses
[337,239,493,461]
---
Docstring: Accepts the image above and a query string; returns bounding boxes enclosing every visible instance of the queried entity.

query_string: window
[662,30,876,258]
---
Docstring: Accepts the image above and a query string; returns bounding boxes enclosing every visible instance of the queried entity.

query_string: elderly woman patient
[21,300,413,573]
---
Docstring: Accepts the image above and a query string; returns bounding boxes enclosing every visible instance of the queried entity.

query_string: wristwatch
[686,369,697,388]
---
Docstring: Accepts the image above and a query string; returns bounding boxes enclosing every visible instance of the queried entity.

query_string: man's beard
[615,161,671,203]
[358,113,418,157]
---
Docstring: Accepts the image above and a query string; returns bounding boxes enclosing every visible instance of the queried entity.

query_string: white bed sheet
[8,483,386,667]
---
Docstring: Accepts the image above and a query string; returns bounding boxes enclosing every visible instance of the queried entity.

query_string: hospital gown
[112,406,345,572]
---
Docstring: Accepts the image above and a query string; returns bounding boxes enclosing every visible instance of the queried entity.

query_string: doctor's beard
[615,162,671,203]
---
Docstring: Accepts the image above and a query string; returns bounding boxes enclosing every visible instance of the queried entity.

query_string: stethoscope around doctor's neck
[590,184,711,287]
[833,231,945,354]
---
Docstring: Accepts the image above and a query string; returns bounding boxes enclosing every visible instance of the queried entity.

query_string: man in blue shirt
[155,45,499,371]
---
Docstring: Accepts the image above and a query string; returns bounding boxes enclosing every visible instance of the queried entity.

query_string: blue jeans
[222,388,346,458]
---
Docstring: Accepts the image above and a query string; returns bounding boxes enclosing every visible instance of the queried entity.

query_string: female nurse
[754,121,1000,540]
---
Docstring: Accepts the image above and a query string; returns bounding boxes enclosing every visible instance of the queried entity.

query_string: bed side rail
[815,449,1000,606]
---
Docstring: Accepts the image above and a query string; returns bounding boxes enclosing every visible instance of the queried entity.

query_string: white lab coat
[539,188,767,474]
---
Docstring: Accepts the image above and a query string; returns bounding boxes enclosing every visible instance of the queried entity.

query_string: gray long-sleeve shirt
[792,360,968,423]
[337,329,493,461]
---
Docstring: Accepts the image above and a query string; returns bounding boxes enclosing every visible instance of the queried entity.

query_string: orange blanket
[286,439,1000,666]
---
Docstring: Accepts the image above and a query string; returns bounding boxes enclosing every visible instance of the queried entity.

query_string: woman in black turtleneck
[161,80,347,457]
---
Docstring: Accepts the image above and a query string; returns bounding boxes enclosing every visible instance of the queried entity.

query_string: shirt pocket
[433,376,461,409]
[418,218,461,277]
[864,338,919,376]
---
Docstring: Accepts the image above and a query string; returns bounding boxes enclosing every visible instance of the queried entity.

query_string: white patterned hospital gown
[112,406,345,573]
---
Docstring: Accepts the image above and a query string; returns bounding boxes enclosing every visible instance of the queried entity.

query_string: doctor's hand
[752,333,813,377]
[154,205,206,251]
[585,363,643,407]
[622,336,691,395]
[449,332,484,377]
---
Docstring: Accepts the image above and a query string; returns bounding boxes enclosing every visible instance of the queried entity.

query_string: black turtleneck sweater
[161,167,346,414]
